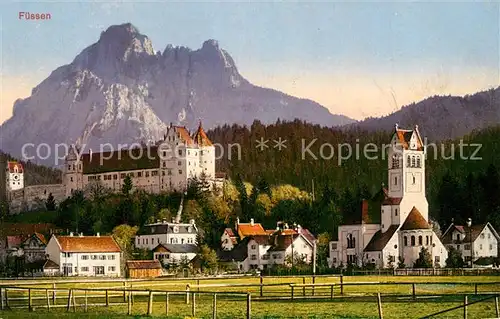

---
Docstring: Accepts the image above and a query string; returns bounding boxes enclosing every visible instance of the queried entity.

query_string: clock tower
[6,161,24,192]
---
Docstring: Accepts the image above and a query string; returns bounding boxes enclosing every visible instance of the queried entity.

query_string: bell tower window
[416,156,421,168]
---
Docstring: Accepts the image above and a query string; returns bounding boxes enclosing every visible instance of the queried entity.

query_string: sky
[0,1,499,124]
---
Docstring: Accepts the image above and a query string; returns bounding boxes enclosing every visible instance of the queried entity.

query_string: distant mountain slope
[352,88,500,141]
[0,23,353,165]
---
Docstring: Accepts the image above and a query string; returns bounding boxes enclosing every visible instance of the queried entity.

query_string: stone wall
[8,184,66,214]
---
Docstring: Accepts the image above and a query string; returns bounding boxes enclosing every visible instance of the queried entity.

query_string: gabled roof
[249,235,271,245]
[364,225,399,252]
[217,238,249,262]
[442,223,500,244]
[43,259,59,269]
[192,123,213,146]
[172,126,195,146]
[299,228,316,245]
[126,260,162,270]
[224,228,236,237]
[393,125,424,151]
[400,207,431,230]
[153,244,198,254]
[382,197,402,205]
[54,235,121,253]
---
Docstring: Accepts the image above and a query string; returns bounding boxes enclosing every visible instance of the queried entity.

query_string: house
[21,233,47,263]
[220,220,316,272]
[44,233,122,277]
[126,260,162,278]
[0,223,55,263]
[153,243,198,265]
[329,125,448,269]
[135,219,198,250]
[441,222,499,264]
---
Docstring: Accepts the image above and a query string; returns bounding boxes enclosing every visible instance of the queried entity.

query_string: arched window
[407,155,411,167]
[411,156,416,167]
[418,236,423,245]
[347,234,355,249]
[426,236,429,245]
[411,236,416,246]
[416,156,421,168]
[404,236,408,246]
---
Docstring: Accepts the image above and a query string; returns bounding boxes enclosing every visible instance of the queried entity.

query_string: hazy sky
[1,1,499,124]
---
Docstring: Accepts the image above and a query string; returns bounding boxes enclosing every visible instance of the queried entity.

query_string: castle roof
[172,126,195,146]
[400,207,431,230]
[192,122,213,146]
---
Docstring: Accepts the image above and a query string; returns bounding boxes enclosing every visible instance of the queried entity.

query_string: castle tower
[64,146,84,196]
[193,121,215,180]
[6,161,24,192]
[382,124,428,232]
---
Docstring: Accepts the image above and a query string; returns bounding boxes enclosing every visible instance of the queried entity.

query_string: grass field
[0,275,499,318]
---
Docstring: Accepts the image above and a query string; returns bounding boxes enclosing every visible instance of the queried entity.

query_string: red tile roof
[173,126,194,146]
[126,260,162,270]
[299,228,316,244]
[54,235,121,253]
[6,235,24,249]
[401,207,431,230]
[382,197,402,205]
[238,223,267,237]
[224,228,235,237]
[192,123,213,146]
[34,233,47,245]
[7,161,23,173]
[394,126,423,151]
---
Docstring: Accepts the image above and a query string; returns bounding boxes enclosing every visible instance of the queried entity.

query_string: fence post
[463,295,468,319]
[72,289,76,312]
[0,288,4,310]
[84,290,88,312]
[260,276,263,297]
[377,293,383,319]
[28,288,32,312]
[197,279,200,292]
[52,283,56,305]
[340,275,344,295]
[46,289,51,312]
[127,291,132,315]
[105,289,109,307]
[212,293,217,319]
[147,291,154,315]
[5,288,9,309]
[412,283,416,300]
[165,292,169,316]
[192,293,196,317]
[66,289,73,312]
[247,293,251,319]
[303,277,306,296]
[330,284,334,299]
[291,285,294,301]
[312,275,316,296]
[123,281,127,302]
[474,283,477,295]
[186,284,190,304]
[495,296,499,318]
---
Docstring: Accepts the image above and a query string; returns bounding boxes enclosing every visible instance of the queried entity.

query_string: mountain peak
[100,23,140,41]
[202,39,220,50]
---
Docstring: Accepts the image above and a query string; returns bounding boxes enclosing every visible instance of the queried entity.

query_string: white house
[135,219,198,250]
[152,243,198,265]
[44,233,122,277]
[329,125,448,268]
[441,222,500,264]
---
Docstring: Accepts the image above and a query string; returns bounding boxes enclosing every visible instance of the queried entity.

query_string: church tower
[383,124,428,228]
[6,161,24,192]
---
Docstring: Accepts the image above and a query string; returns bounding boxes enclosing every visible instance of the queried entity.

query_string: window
[411,156,416,167]
[251,255,257,260]
[347,234,356,249]
[178,150,182,156]
[331,243,337,250]
[457,245,460,250]
[262,254,270,260]
[70,177,73,182]
[272,254,279,259]
[107,255,115,260]
[347,255,356,264]
[121,173,126,179]
[416,157,421,167]
[392,155,399,168]
[456,234,460,241]
[426,236,429,245]
[179,170,182,174]
[68,165,71,171]
[114,174,117,180]
[251,244,257,249]
[81,255,89,260]
[92,255,98,260]
[138,172,142,177]
[488,233,491,239]
[81,267,89,272]
[411,236,415,246]
[418,236,423,246]
[490,244,493,250]
[152,171,159,177]
[388,255,395,262]
[480,233,485,239]
[395,209,398,216]
[108,266,116,272]
[146,172,150,177]
[99,255,106,260]
[394,176,398,185]
[404,236,408,246]
[464,244,470,250]
[413,175,416,184]
[479,244,483,250]
[435,256,440,263]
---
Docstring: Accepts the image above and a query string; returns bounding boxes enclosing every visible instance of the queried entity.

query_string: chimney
[250,218,254,226]
[69,232,74,237]
[96,232,100,237]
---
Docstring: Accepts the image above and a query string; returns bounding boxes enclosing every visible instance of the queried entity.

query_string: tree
[198,245,218,274]
[316,232,331,268]
[45,193,56,211]
[445,247,465,268]
[387,255,395,269]
[122,175,133,196]
[414,247,433,268]
[397,256,406,269]
[112,224,139,261]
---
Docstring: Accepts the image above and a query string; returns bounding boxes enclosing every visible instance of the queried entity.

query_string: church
[328,125,448,268]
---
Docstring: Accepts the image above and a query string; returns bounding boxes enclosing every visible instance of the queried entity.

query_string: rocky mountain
[0,23,353,166]
[352,87,500,141]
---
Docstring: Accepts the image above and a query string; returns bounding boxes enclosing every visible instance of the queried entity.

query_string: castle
[329,125,448,268]
[4,122,223,213]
